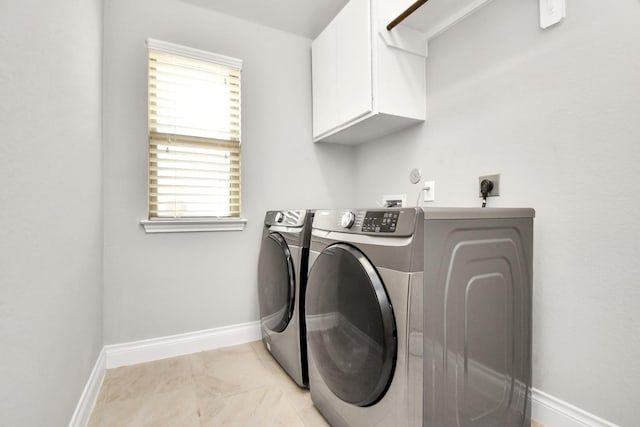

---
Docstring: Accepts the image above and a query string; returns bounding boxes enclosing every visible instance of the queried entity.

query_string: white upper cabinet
[311,19,339,137]
[312,0,372,139]
[312,0,426,144]
[311,0,495,144]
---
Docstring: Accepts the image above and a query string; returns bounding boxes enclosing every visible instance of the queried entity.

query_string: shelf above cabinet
[387,0,494,41]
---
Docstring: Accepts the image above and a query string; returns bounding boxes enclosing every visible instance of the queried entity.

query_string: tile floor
[88,340,544,427]
[88,341,328,427]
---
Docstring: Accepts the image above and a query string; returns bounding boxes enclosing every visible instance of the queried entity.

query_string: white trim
[377,26,428,57]
[140,217,248,233]
[70,323,619,427]
[104,321,261,368]
[532,388,619,427]
[68,348,106,427]
[69,322,261,425]
[146,38,242,69]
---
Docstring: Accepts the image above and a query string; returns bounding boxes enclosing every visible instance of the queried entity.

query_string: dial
[275,211,285,223]
[340,211,356,229]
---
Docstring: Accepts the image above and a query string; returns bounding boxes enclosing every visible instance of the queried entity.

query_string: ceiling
[179,0,349,39]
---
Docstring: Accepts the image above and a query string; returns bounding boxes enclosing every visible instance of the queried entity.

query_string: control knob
[340,211,356,229]
[275,211,285,223]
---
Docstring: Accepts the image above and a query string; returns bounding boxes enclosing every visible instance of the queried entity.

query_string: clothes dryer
[257,210,314,388]
[305,207,534,427]
[305,208,424,427]
[422,208,534,427]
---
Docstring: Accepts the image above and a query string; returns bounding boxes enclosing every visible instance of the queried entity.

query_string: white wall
[355,0,640,425]
[0,0,104,425]
[103,0,356,344]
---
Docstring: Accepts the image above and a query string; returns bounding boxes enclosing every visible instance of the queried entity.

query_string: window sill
[140,217,248,233]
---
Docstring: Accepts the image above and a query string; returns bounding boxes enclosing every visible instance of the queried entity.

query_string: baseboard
[104,320,262,368]
[68,321,261,426]
[68,348,106,427]
[442,357,618,426]
[532,388,618,427]
[71,323,617,427]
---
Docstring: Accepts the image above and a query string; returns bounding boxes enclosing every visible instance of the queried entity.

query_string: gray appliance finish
[305,207,534,427]
[305,208,425,427]
[423,208,534,427]
[257,210,314,388]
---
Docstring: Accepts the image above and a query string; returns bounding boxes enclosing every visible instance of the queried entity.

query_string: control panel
[362,211,399,233]
[311,208,419,237]
[265,210,307,227]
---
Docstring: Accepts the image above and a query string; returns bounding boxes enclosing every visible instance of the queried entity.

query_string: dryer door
[258,232,295,333]
[306,243,396,407]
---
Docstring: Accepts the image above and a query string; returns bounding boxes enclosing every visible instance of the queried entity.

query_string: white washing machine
[257,209,314,388]
[305,208,424,427]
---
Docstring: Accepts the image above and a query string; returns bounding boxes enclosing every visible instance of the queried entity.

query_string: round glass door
[257,232,295,333]
[306,243,396,407]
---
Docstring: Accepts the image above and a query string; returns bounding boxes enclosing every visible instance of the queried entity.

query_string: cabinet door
[312,0,372,140]
[311,21,337,137]
[335,0,372,126]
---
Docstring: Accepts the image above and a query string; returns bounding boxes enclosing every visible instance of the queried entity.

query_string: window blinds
[147,40,242,218]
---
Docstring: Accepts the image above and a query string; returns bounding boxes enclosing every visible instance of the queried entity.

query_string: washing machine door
[258,232,295,333]
[306,243,396,407]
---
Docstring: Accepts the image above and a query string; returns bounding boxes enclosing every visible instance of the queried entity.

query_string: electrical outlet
[479,174,500,197]
[540,0,566,29]
[423,181,435,202]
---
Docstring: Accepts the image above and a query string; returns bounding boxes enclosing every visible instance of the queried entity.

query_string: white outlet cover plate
[423,181,435,203]
[540,0,566,29]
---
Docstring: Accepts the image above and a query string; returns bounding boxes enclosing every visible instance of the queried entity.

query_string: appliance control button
[275,212,285,223]
[341,211,356,229]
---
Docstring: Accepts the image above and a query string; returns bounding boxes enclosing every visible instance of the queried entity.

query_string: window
[142,39,246,233]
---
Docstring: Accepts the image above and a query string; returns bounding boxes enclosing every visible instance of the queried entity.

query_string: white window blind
[147,39,242,219]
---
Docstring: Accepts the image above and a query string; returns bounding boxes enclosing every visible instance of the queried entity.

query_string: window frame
[141,39,247,233]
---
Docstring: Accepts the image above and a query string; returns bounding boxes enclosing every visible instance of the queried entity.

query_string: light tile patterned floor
[88,340,544,427]
[88,341,328,427]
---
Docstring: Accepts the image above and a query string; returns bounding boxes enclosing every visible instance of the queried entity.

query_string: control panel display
[362,211,399,233]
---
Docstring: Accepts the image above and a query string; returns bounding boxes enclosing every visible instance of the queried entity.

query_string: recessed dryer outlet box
[382,194,407,207]
[479,174,500,197]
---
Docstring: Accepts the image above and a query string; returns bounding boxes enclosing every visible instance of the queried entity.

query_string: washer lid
[257,232,295,333]
[305,243,396,407]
